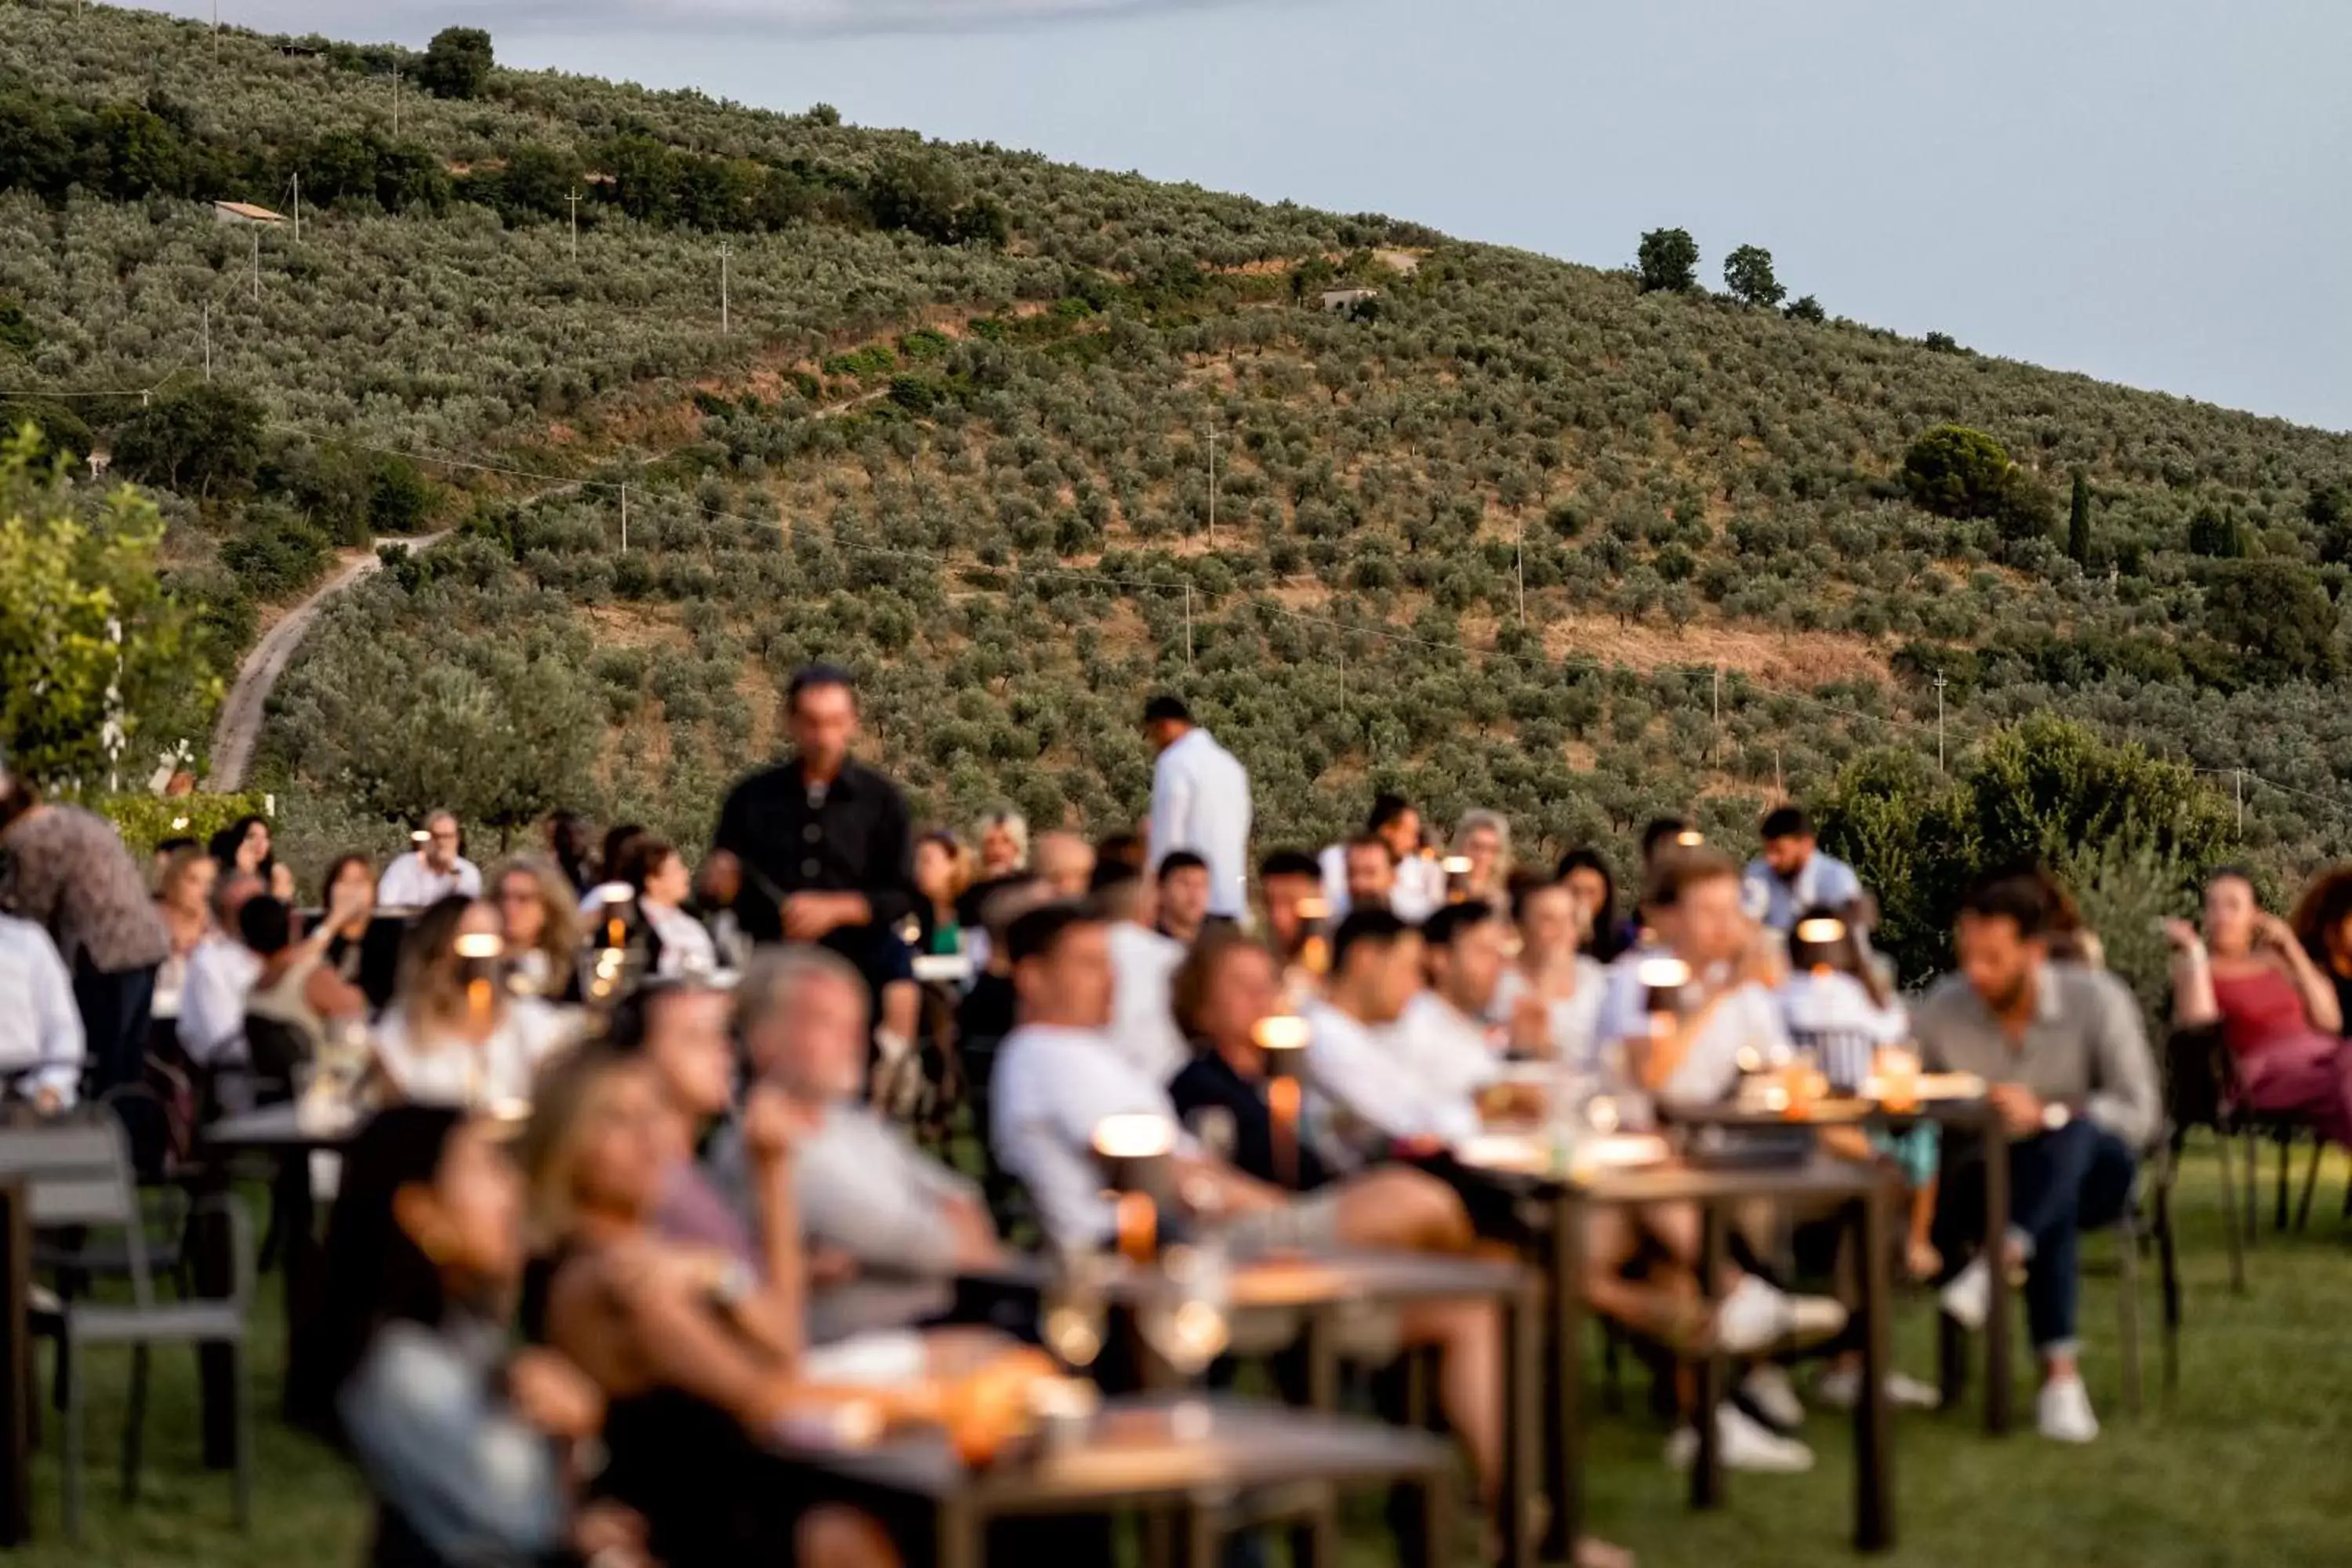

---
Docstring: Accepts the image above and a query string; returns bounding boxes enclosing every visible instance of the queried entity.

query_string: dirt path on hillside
[202,530,452,791]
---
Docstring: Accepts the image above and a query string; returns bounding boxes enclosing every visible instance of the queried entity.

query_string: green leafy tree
[2067,470,2092,564]
[417,27,494,100]
[1923,331,1962,354]
[1635,227,1700,293]
[2186,504,2251,559]
[1722,244,1784,309]
[1783,294,1826,324]
[2307,484,2352,565]
[0,423,201,784]
[2200,559,2340,684]
[1901,424,2015,520]
[113,383,264,500]
[0,296,33,357]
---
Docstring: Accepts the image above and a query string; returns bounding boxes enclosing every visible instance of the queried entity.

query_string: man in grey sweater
[1911,870,2161,1446]
[714,944,1002,1341]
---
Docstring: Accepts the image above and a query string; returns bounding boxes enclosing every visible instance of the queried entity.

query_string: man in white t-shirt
[1304,909,1474,1158]
[1319,793,1444,924]
[1599,847,1791,1110]
[1097,869,1191,1088]
[377,811,483,908]
[1385,900,1512,1122]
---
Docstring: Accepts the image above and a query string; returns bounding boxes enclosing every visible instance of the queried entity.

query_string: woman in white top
[151,847,217,1022]
[617,837,717,979]
[1490,881,1609,1069]
[373,897,573,1107]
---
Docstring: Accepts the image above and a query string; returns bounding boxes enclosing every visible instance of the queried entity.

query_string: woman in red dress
[2169,869,2352,1147]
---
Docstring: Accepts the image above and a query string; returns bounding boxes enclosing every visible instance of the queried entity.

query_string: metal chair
[4,1115,253,1540]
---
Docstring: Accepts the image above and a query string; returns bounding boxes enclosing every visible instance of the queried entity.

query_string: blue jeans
[1936,1119,2136,1354]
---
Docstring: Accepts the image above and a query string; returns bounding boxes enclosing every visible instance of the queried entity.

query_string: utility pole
[566,188,581,263]
[718,242,731,335]
[391,65,401,136]
[1205,424,1218,545]
[2235,768,2245,834]
[1934,672,1947,772]
[290,172,300,243]
[201,302,212,382]
[1184,584,1194,670]
[620,482,630,553]
[251,227,260,303]
[1515,519,1527,627]
[212,0,219,64]
[1711,664,1722,760]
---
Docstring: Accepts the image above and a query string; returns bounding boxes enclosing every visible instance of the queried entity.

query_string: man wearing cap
[1141,695,1251,924]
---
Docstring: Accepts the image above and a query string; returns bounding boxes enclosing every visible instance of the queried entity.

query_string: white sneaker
[1940,1258,1991,1332]
[1817,1365,1944,1412]
[1715,1276,1850,1355]
[1664,1404,1817,1473]
[1741,1364,1806,1430]
[2037,1375,2100,1443]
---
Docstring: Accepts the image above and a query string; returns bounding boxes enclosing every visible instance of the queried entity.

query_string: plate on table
[1453,1133,1552,1175]
[1864,1072,1987,1103]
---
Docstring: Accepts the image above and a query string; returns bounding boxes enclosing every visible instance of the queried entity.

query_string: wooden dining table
[1454,1138,1904,1556]
[775,1393,1457,1568]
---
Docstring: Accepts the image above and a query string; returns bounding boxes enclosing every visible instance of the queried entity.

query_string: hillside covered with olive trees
[6,0,2352,918]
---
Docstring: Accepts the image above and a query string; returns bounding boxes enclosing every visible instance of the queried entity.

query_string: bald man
[1033,833,1096,900]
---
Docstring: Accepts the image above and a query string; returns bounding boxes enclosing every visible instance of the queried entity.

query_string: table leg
[1691,1203,1726,1512]
[1408,1463,1454,1568]
[1541,1189,1585,1562]
[1853,1183,1896,1553]
[1181,1499,1221,1568]
[188,1160,236,1470]
[1302,1304,1340,1411]
[935,1497,982,1568]
[1501,1279,1539,1568]
[0,1182,29,1546]
[277,1152,325,1427]
[1982,1117,2013,1437]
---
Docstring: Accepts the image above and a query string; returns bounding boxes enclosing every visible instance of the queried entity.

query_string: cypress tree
[2067,470,2092,565]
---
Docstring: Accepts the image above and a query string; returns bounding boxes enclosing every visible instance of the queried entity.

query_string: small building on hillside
[212,200,286,227]
[1319,286,1381,314]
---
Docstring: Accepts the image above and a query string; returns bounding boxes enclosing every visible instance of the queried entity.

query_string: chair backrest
[242,1012,314,1093]
[0,1112,154,1306]
[2164,1025,2230,1135]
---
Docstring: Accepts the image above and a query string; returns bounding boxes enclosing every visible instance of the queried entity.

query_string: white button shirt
[989,1022,1187,1250]
[1318,844,1446,925]
[0,913,85,1104]
[1148,728,1252,919]
[178,935,262,1067]
[377,852,484,909]
[1108,921,1191,1088]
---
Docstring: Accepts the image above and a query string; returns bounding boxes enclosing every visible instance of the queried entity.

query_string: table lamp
[1253,1013,1311,1188]
[1093,1113,1178,1262]
[1442,855,1473,903]
[1296,896,1331,978]
[1673,829,1705,849]
[453,931,504,1030]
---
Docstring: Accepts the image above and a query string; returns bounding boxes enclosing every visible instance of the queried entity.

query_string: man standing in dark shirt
[706,667,917,985]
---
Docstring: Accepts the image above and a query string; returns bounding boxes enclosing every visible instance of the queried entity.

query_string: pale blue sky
[140,1,2352,431]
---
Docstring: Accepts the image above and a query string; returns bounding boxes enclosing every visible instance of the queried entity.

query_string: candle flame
[1091,1113,1176,1160]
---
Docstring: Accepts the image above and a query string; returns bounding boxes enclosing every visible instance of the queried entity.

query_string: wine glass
[1040,1247,1108,1373]
[1142,1241,1232,1381]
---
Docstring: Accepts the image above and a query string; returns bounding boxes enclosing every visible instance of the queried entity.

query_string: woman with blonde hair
[374,897,572,1107]
[1449,809,1514,905]
[972,810,1029,880]
[490,855,583,1000]
[152,846,218,1022]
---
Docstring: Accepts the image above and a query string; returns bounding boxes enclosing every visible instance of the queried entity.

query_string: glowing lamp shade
[411,829,433,845]
[1296,897,1330,924]
[1795,916,1848,946]
[452,932,506,961]
[1252,1014,1310,1054]
[1674,829,1705,848]
[1091,1113,1177,1162]
[170,816,191,831]
[1635,956,1693,990]
[1441,855,1474,877]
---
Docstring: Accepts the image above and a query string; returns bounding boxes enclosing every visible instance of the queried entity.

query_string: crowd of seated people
[16,670,2352,1568]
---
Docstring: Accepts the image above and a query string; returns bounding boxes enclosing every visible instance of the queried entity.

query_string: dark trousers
[1936,1119,2136,1352]
[70,955,158,1098]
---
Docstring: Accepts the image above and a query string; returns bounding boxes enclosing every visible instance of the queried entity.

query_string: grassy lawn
[21,1138,2352,1567]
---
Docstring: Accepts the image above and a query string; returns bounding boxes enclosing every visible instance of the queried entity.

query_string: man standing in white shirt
[1320,794,1444,924]
[179,871,264,1068]
[0,912,85,1110]
[1142,696,1251,922]
[376,811,483,908]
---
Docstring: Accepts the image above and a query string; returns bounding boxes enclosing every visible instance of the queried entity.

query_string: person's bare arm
[2260,915,2342,1034]
[737,1087,813,1363]
[2164,920,2220,1028]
